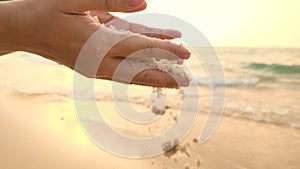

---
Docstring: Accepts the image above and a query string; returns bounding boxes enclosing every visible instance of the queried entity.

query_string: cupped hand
[15,0,191,88]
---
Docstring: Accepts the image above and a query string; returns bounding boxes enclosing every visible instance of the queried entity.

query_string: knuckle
[141,38,154,58]
[166,41,178,55]
[143,38,154,49]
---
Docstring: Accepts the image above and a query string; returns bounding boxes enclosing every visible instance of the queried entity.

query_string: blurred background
[0,0,299,169]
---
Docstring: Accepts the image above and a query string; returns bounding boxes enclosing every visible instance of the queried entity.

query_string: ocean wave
[226,102,300,129]
[245,63,300,75]
[1,50,299,130]
[1,82,299,130]
[193,76,259,86]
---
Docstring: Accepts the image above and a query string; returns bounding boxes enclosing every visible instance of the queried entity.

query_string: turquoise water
[245,63,300,75]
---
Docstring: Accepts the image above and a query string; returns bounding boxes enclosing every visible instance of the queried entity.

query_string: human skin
[0,0,191,88]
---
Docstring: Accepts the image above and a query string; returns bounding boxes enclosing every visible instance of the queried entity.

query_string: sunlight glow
[117,0,300,47]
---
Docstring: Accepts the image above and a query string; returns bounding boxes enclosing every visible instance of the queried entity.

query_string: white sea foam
[1,48,299,130]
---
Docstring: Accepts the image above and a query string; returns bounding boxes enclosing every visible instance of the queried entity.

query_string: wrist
[0,0,37,53]
[0,1,19,52]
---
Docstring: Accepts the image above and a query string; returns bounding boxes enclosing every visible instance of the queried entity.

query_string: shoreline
[1,86,300,169]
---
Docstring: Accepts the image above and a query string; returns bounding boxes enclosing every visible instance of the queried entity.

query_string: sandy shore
[0,86,300,169]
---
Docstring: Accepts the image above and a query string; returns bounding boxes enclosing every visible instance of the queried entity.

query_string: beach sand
[1,85,300,169]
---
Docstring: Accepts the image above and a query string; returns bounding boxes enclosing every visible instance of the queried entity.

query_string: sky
[117,0,300,47]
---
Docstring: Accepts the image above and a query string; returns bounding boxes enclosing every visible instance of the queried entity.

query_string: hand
[7,0,191,88]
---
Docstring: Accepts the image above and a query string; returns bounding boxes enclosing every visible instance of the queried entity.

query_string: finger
[97,57,189,88]
[107,35,191,60]
[92,12,182,39]
[60,0,147,13]
[106,18,182,39]
[132,69,190,88]
[124,2,147,12]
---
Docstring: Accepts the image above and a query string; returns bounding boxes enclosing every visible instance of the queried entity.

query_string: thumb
[60,0,147,13]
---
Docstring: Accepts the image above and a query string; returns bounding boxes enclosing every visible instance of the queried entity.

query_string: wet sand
[1,86,300,169]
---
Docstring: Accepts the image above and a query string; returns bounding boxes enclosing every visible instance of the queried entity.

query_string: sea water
[0,47,299,129]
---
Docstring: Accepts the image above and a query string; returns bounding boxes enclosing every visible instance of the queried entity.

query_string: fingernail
[183,80,190,87]
[182,53,191,59]
[178,79,190,87]
[170,30,182,38]
[128,0,145,7]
